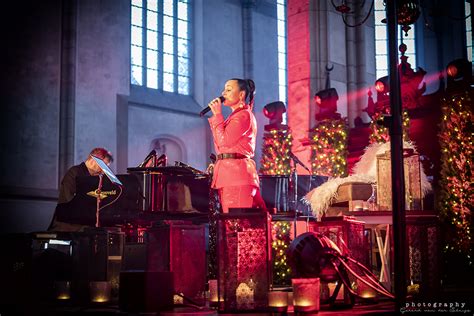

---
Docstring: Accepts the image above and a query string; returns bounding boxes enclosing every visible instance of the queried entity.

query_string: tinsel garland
[438,91,473,265]
[271,221,292,286]
[260,128,293,175]
[309,118,348,177]
[369,110,411,144]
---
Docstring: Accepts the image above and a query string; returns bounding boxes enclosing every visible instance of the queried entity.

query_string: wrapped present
[217,211,271,312]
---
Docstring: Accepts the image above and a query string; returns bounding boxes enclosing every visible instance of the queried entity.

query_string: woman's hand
[208,97,223,115]
[206,163,215,175]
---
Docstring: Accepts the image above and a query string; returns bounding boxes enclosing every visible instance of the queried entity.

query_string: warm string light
[260,128,293,175]
[272,221,292,286]
[438,92,473,265]
[309,118,348,177]
[369,110,411,144]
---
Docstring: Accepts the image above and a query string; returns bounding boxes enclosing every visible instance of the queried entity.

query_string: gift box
[406,214,440,297]
[308,216,368,266]
[217,211,272,312]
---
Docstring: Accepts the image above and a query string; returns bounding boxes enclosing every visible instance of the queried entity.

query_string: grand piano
[54,174,142,226]
[53,165,211,227]
[127,165,210,214]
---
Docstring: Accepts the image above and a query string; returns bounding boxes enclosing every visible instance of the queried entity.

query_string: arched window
[466,1,472,61]
[277,0,287,104]
[374,0,417,79]
[131,0,191,95]
[150,135,187,165]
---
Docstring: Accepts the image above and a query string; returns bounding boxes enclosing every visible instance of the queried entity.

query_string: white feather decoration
[304,141,432,218]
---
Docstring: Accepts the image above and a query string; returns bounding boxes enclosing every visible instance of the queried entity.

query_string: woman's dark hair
[231,78,256,108]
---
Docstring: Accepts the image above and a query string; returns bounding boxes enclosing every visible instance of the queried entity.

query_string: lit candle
[328,282,344,300]
[287,291,293,306]
[236,282,254,310]
[357,279,377,302]
[89,281,111,303]
[268,291,288,312]
[55,281,71,300]
[208,279,218,305]
[362,201,370,211]
[292,278,320,312]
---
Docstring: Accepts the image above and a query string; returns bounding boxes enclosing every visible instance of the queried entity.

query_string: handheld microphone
[200,96,225,117]
[138,150,156,167]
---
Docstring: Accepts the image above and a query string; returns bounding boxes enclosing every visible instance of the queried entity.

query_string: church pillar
[287,0,328,173]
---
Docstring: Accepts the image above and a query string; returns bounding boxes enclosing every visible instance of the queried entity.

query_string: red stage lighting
[315,95,322,105]
[375,76,390,95]
[314,88,340,120]
[314,88,339,108]
[375,81,385,93]
[263,107,274,118]
[263,101,286,120]
[446,64,458,78]
[445,58,472,93]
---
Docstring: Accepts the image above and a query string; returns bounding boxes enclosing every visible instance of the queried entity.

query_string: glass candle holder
[287,291,293,306]
[358,279,377,301]
[89,281,111,303]
[208,279,219,306]
[55,281,71,300]
[292,278,320,313]
[268,291,288,312]
[328,282,344,301]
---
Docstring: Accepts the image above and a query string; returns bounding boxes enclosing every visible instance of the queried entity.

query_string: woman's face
[222,80,245,107]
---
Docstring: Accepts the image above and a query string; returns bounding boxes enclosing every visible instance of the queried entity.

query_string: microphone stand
[95,173,104,228]
[289,153,312,238]
[290,161,298,239]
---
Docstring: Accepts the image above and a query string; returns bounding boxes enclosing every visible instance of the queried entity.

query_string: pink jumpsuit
[208,106,263,212]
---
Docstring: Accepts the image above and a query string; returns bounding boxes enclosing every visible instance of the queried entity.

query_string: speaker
[287,232,342,282]
[119,271,174,312]
[146,222,206,300]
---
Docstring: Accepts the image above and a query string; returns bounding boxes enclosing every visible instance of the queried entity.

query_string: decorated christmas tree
[271,221,292,286]
[438,91,473,266]
[309,118,348,177]
[368,110,411,144]
[260,128,293,175]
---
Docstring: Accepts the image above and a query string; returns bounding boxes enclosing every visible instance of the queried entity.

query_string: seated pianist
[48,147,114,232]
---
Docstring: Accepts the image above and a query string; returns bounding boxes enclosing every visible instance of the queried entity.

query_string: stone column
[287,0,327,173]
[59,0,77,184]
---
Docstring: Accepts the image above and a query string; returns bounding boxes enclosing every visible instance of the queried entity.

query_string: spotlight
[263,101,286,120]
[375,76,389,95]
[314,88,340,121]
[446,64,458,78]
[446,58,471,80]
[315,95,322,106]
[446,58,472,93]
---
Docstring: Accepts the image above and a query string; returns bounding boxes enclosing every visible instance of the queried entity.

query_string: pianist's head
[85,147,114,175]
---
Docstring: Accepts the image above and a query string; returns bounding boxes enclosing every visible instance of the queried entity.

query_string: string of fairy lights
[260,128,293,175]
[438,91,473,266]
[271,221,292,286]
[256,89,473,283]
[309,118,349,177]
[368,110,411,144]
